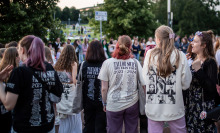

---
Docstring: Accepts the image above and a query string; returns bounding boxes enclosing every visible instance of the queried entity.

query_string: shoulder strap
[78,61,85,81]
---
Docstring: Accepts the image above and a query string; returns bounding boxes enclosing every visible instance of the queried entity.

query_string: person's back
[6,62,62,132]
[2,35,63,133]
[143,25,192,133]
[98,35,146,133]
[81,40,107,133]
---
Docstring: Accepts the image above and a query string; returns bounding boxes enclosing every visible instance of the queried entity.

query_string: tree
[61,7,71,21]
[89,0,159,39]
[152,0,220,36]
[178,0,220,35]
[0,0,60,44]
[55,6,62,20]
[70,7,80,22]
[49,20,65,43]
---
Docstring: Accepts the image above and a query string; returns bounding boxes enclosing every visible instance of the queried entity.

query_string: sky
[57,0,104,9]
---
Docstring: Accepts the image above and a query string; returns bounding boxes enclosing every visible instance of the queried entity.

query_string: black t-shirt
[5,62,63,133]
[78,61,103,107]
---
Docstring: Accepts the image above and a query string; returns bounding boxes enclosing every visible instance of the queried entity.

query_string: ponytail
[19,35,46,71]
[112,35,134,60]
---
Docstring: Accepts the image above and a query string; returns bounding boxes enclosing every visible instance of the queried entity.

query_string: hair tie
[195,31,203,36]
[169,33,175,39]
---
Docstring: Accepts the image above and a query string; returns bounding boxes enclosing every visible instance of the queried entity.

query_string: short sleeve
[51,71,63,98]
[98,60,109,81]
[5,68,22,95]
[136,59,146,86]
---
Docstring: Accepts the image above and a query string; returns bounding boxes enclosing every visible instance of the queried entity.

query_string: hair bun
[119,44,129,55]
[207,30,214,37]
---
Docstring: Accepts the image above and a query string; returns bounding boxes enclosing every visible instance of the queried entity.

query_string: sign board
[95,11,107,21]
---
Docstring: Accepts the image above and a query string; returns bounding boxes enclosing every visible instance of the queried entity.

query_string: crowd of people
[0,25,220,133]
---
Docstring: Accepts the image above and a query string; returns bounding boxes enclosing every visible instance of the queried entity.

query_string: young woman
[143,25,192,133]
[0,35,63,133]
[98,35,146,133]
[45,46,54,65]
[132,38,141,60]
[102,39,110,58]
[140,38,146,65]
[0,47,19,133]
[185,30,219,133]
[80,40,107,133]
[82,38,89,60]
[180,37,189,54]
[108,40,117,56]
[54,44,82,133]
[214,37,220,133]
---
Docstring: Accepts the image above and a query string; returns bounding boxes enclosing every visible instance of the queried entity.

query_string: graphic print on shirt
[112,61,137,102]
[87,67,101,101]
[30,71,55,126]
[126,74,135,101]
[146,66,176,104]
[88,79,95,100]
[112,74,123,102]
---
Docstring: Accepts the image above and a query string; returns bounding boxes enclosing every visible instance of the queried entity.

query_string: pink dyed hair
[20,35,46,71]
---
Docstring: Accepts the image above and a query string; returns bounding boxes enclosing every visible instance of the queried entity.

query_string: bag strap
[77,61,85,81]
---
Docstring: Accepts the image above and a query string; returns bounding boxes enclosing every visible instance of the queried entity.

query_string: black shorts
[140,50,145,57]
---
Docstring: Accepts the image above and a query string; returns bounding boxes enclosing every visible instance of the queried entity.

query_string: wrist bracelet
[102,102,107,106]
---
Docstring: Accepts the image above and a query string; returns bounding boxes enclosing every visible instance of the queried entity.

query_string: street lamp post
[167,0,171,27]
[68,18,70,26]
[78,14,81,25]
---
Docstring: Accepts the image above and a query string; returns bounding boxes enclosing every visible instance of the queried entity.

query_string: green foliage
[70,7,80,21]
[0,0,59,44]
[49,20,65,44]
[152,0,220,36]
[54,6,80,22]
[89,0,159,39]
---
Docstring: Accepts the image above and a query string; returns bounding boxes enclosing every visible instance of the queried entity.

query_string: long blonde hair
[44,46,53,65]
[148,25,180,78]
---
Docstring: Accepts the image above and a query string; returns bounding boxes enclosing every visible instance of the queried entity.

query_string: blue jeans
[133,53,140,60]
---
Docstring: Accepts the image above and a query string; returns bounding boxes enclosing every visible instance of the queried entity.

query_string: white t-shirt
[98,58,146,112]
[146,41,156,46]
[143,49,192,121]
[215,49,220,66]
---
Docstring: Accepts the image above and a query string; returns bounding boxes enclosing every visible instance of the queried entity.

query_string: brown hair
[187,42,196,60]
[5,41,18,48]
[54,45,78,72]
[198,30,215,59]
[44,46,53,65]
[86,40,106,63]
[0,48,6,59]
[214,37,220,54]
[0,47,18,82]
[149,25,180,78]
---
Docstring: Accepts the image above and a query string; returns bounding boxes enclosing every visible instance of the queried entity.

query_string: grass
[48,24,101,42]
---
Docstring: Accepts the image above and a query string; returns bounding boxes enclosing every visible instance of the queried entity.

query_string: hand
[186,53,191,60]
[192,59,202,71]
[0,65,13,81]
[103,105,106,112]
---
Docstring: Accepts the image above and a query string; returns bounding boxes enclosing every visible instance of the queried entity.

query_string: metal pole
[167,0,171,27]
[100,19,102,42]
[171,12,173,28]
